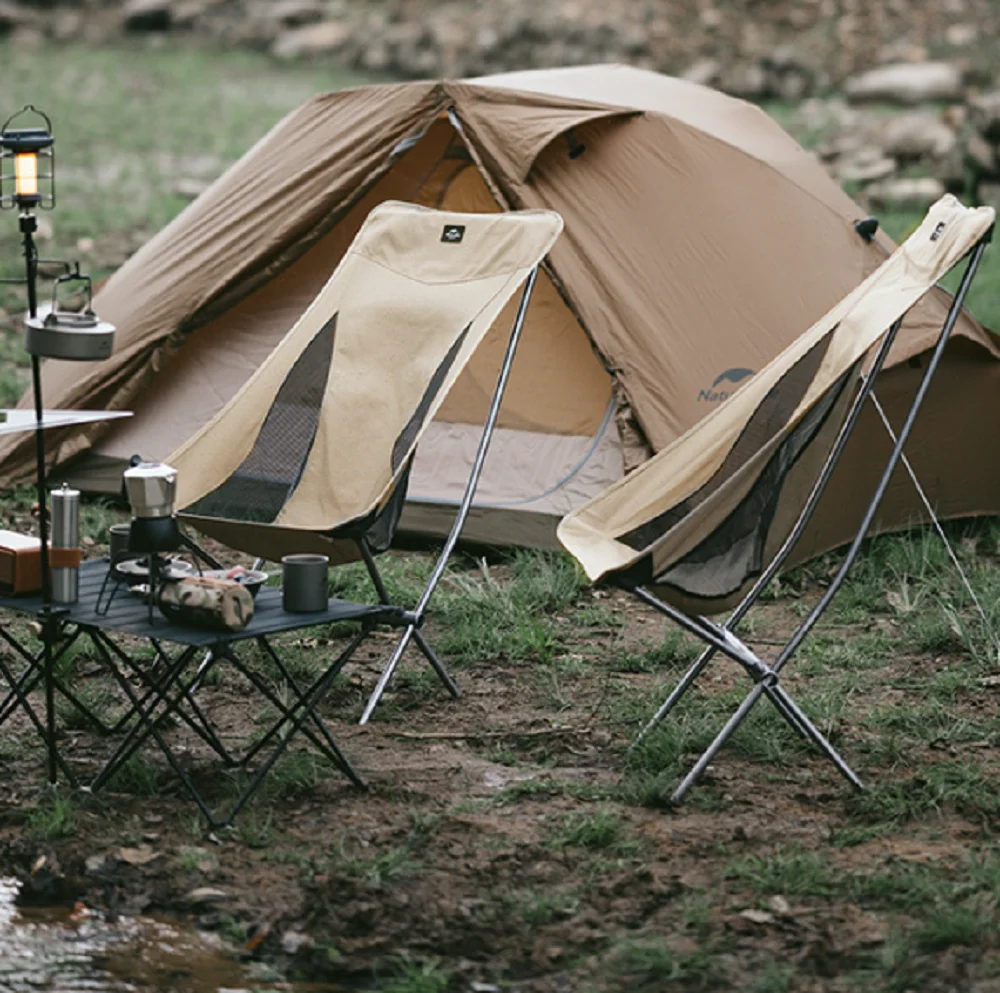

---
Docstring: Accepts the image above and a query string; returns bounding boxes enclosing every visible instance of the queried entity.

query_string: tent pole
[358,266,540,725]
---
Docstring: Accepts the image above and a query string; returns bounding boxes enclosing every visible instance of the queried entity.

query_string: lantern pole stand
[0,106,77,788]
[22,209,65,787]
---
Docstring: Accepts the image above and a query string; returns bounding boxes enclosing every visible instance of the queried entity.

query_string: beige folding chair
[558,195,995,800]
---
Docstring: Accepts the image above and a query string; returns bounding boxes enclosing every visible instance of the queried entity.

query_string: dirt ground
[0,512,999,993]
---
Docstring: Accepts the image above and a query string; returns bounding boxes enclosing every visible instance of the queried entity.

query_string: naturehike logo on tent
[441,224,465,244]
[698,367,754,403]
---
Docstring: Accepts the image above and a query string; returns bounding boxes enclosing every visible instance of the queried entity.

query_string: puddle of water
[0,877,332,993]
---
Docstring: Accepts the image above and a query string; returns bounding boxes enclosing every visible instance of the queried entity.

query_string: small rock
[721,62,769,100]
[76,237,95,254]
[281,929,313,954]
[116,845,160,866]
[764,46,814,101]
[84,853,108,876]
[123,0,172,32]
[769,894,792,915]
[771,67,811,102]
[680,58,720,88]
[0,2,31,33]
[271,20,352,59]
[256,0,326,27]
[865,176,946,210]
[844,62,964,105]
[945,24,977,47]
[837,153,896,184]
[968,91,1000,144]
[880,112,957,161]
[740,908,775,924]
[172,177,211,200]
[173,1,214,29]
[185,886,230,906]
[49,9,83,42]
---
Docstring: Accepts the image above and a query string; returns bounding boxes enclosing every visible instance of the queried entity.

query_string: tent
[3,64,998,563]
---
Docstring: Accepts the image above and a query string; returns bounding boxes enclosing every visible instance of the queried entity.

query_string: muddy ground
[0,507,999,992]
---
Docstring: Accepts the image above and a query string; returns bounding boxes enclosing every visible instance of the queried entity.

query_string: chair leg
[413,629,460,698]
[358,625,414,726]
[0,643,78,785]
[358,538,462,724]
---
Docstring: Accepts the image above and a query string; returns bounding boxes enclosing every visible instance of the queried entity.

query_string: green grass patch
[548,807,634,853]
[725,847,835,898]
[607,626,702,673]
[846,760,1000,826]
[430,551,585,665]
[27,791,76,839]
[374,955,450,993]
[603,935,716,991]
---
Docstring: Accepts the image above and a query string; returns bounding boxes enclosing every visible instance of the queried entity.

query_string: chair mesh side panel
[620,333,834,552]
[653,364,855,600]
[391,324,470,474]
[185,314,337,523]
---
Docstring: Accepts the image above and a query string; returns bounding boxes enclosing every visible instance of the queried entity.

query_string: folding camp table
[557,195,995,800]
[0,558,404,826]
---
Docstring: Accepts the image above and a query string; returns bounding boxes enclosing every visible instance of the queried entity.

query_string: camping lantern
[0,105,54,211]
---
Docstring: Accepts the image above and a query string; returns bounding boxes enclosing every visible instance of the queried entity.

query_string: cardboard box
[0,529,42,595]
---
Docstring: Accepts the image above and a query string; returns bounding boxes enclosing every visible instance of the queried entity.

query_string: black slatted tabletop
[0,559,400,646]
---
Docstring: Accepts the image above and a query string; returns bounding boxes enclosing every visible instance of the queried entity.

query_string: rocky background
[6,0,1000,210]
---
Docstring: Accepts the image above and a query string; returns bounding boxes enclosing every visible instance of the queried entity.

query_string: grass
[510,886,580,925]
[548,807,636,853]
[725,847,836,898]
[27,791,76,839]
[105,754,164,795]
[430,551,586,665]
[604,935,716,991]
[375,956,450,993]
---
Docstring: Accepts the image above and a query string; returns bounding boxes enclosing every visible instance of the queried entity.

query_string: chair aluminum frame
[627,235,991,802]
[355,266,541,725]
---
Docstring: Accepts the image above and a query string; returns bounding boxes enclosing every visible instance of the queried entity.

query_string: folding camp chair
[168,200,564,733]
[557,195,995,800]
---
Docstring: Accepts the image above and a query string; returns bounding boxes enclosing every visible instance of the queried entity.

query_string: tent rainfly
[2,64,999,564]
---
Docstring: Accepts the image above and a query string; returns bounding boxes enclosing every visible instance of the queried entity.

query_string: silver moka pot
[123,461,182,554]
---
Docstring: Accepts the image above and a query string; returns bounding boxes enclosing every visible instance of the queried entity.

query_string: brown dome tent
[3,64,998,563]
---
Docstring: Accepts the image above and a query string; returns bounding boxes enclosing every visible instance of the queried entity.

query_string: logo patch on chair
[441,224,465,244]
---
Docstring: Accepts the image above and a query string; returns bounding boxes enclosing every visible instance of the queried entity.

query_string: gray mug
[281,554,329,612]
[109,522,132,562]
